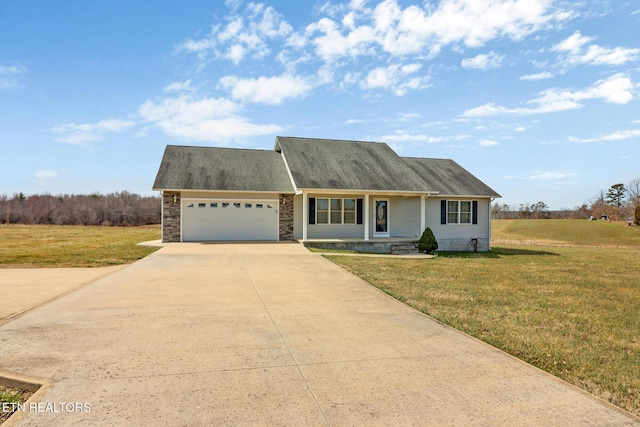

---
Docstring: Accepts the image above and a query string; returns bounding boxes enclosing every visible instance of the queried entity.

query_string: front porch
[301,237,419,254]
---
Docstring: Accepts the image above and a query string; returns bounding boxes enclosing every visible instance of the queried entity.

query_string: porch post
[302,192,308,242]
[420,195,426,233]
[364,194,370,241]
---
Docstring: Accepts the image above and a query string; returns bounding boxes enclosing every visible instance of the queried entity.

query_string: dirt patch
[0,385,34,424]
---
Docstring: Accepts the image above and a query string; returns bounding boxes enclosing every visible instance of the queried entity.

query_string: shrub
[634,205,640,226]
[418,227,438,254]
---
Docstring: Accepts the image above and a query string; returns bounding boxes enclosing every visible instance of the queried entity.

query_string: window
[210,203,218,208]
[443,200,477,225]
[344,199,356,224]
[316,198,329,224]
[316,198,357,224]
[222,203,229,208]
[447,201,459,223]
[198,203,206,208]
[460,201,472,224]
[234,202,241,208]
[330,199,342,224]
[245,203,252,208]
[256,204,263,208]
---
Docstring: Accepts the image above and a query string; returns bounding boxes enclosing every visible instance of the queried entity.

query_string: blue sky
[1,0,639,210]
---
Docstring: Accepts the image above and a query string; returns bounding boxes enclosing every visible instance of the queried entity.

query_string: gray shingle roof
[275,136,432,192]
[152,145,295,192]
[402,157,501,197]
[152,139,500,198]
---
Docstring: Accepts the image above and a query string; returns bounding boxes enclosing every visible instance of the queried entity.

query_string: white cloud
[52,119,136,144]
[514,126,526,132]
[0,63,27,90]
[345,118,370,124]
[300,0,569,60]
[35,170,62,180]
[219,74,312,104]
[179,3,292,65]
[361,63,429,95]
[381,131,470,143]
[568,130,640,143]
[164,79,196,93]
[552,31,640,67]
[179,0,572,100]
[506,171,576,180]
[461,52,504,70]
[464,73,635,117]
[520,71,553,81]
[137,95,282,142]
[478,139,500,147]
[552,31,592,53]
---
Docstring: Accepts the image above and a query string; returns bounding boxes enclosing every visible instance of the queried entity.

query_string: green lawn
[0,224,161,267]
[492,218,640,246]
[326,220,640,417]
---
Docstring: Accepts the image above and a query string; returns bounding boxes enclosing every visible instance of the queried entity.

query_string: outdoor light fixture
[282,196,287,204]
[172,195,177,204]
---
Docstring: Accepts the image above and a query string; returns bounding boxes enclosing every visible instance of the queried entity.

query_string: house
[152,136,500,251]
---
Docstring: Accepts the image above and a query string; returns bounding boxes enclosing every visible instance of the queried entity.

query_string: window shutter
[441,200,446,224]
[309,198,315,225]
[356,199,363,224]
[472,200,478,224]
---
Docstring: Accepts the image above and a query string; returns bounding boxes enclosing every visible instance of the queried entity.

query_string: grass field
[0,224,161,267]
[327,219,640,416]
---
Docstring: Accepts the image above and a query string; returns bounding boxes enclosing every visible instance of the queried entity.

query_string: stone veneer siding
[162,191,181,243]
[279,194,294,241]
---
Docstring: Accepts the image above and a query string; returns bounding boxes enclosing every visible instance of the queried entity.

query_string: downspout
[420,193,429,235]
[489,198,495,251]
[364,194,370,241]
[160,191,164,243]
[302,192,308,242]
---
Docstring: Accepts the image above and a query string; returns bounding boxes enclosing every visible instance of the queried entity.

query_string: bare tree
[0,192,161,226]
[628,178,640,210]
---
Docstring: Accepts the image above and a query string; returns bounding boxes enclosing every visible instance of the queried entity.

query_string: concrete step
[390,244,420,255]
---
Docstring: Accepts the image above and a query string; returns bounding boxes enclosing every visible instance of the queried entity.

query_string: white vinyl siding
[385,196,421,238]
[425,198,491,240]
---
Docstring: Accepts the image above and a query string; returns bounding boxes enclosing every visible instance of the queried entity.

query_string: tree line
[0,191,161,226]
[492,178,640,225]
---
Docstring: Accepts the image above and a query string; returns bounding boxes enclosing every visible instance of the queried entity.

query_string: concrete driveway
[1,243,638,426]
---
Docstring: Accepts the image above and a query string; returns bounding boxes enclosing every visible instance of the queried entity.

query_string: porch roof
[276,136,432,193]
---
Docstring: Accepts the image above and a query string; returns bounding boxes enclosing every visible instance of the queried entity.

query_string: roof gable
[402,157,500,198]
[276,136,432,192]
[152,145,294,192]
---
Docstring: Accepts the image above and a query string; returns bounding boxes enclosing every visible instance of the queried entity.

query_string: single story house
[152,136,500,251]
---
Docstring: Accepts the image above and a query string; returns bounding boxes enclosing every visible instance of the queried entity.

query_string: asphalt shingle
[276,136,432,192]
[402,157,501,197]
[152,145,295,192]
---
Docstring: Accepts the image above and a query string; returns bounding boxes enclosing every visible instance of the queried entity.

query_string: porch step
[390,244,420,255]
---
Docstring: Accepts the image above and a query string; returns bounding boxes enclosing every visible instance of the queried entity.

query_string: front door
[373,199,389,237]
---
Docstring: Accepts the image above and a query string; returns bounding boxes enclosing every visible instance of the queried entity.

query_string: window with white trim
[446,200,474,224]
[316,198,357,224]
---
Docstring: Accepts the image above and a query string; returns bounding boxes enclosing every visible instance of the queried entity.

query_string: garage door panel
[183,199,278,241]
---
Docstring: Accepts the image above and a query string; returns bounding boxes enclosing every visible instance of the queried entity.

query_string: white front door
[373,199,389,237]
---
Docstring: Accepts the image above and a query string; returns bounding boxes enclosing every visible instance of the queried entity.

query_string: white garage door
[182,199,278,241]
